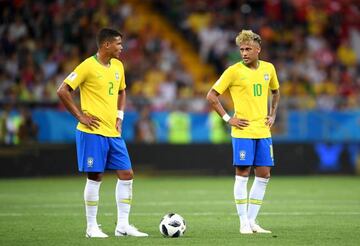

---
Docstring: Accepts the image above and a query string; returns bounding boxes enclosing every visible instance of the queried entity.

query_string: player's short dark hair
[96,28,122,47]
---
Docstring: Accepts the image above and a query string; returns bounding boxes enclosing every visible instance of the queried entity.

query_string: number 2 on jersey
[253,83,262,96]
[108,81,114,95]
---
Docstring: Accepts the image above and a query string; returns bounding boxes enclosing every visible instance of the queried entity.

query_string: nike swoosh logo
[116,230,127,236]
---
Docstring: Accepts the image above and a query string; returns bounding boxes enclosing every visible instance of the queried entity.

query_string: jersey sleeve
[269,64,280,90]
[63,61,88,90]
[212,67,233,94]
[119,65,126,91]
[114,60,126,91]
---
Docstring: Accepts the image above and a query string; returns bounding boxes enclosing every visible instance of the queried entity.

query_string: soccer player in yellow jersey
[57,28,148,238]
[207,30,280,234]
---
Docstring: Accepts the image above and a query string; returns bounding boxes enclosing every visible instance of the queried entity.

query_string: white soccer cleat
[115,225,148,237]
[240,224,253,234]
[250,223,272,233]
[86,226,109,238]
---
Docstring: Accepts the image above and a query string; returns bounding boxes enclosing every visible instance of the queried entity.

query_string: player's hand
[78,113,100,130]
[265,114,276,128]
[228,117,249,130]
[116,118,122,135]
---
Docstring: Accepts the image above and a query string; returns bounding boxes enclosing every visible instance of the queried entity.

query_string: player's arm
[265,89,280,127]
[206,89,249,129]
[57,82,100,130]
[116,89,126,133]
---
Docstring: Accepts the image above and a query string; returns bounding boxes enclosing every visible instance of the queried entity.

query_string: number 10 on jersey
[253,83,262,96]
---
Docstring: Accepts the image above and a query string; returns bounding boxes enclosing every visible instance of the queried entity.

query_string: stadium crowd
[0,0,196,112]
[155,0,360,110]
[1,0,359,112]
[0,0,359,144]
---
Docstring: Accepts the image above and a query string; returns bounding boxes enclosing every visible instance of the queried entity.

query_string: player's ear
[257,46,261,54]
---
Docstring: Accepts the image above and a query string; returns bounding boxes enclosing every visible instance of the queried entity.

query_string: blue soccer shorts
[232,137,274,166]
[75,130,132,172]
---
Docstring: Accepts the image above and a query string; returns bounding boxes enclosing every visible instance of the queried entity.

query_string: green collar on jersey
[241,60,260,70]
[93,54,111,67]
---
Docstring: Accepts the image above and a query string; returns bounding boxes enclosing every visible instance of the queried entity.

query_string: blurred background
[0,0,359,177]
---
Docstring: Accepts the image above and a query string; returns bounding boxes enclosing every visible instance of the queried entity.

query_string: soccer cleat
[250,223,272,233]
[240,224,253,234]
[115,225,148,237]
[86,225,109,238]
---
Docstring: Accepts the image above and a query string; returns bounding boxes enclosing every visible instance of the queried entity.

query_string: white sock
[248,177,269,225]
[116,179,133,229]
[84,179,101,229]
[234,175,249,227]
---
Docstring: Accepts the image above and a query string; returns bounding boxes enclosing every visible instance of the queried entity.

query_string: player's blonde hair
[235,30,261,46]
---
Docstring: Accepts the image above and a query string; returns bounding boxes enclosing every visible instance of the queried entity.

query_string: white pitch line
[0,211,360,217]
[2,199,359,209]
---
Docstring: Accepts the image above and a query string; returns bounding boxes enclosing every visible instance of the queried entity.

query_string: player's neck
[95,52,111,67]
[243,60,259,70]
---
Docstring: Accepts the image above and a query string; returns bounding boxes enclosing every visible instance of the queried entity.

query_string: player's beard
[114,50,121,59]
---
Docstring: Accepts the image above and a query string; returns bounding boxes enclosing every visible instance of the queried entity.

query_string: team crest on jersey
[87,157,94,168]
[115,72,119,80]
[264,73,269,81]
[239,150,246,160]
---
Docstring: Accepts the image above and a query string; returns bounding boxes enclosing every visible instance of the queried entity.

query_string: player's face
[107,36,123,59]
[239,41,260,66]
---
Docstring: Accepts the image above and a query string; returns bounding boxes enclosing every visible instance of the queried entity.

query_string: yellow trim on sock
[235,199,248,204]
[249,199,263,205]
[120,199,132,204]
[85,201,98,206]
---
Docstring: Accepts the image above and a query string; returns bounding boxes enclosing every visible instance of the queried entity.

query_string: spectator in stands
[18,108,38,144]
[134,106,156,143]
[167,102,191,144]
[0,105,21,145]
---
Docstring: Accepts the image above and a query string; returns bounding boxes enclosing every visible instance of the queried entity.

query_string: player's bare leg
[114,169,148,237]
[248,166,272,233]
[254,166,271,179]
[234,166,253,234]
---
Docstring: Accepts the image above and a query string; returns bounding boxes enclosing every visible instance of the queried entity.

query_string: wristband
[117,110,124,120]
[222,113,231,122]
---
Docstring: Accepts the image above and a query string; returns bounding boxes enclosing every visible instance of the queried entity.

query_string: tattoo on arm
[270,89,280,116]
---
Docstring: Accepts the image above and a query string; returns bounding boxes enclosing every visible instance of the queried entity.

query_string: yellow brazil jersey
[64,55,126,137]
[212,60,279,139]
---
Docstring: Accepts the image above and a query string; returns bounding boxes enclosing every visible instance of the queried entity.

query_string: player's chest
[87,68,122,92]
[231,69,271,96]
[233,69,271,87]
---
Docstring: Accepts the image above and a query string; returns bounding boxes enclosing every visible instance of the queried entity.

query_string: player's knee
[257,173,271,179]
[117,169,134,180]
[255,172,270,179]
[87,172,103,182]
[235,166,251,176]
[254,166,271,178]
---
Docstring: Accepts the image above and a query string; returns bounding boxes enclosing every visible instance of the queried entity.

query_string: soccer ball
[159,213,186,237]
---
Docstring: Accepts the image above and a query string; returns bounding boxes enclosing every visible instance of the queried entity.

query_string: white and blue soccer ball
[159,213,186,237]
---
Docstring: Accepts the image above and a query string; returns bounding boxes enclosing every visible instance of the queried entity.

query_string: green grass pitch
[0,175,359,245]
